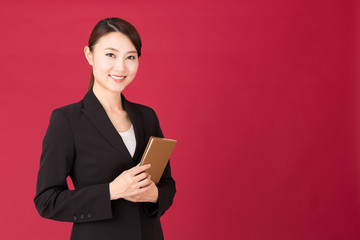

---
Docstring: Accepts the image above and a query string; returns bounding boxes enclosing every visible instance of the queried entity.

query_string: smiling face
[84,32,139,94]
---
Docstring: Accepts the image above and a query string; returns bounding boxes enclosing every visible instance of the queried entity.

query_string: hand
[124,179,159,203]
[109,164,152,200]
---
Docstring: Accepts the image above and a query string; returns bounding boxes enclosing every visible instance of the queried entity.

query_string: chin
[107,87,125,93]
[111,83,131,93]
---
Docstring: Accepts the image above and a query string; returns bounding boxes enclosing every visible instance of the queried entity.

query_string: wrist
[109,182,118,200]
[151,186,159,203]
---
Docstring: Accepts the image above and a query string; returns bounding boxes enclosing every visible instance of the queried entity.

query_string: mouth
[109,75,126,82]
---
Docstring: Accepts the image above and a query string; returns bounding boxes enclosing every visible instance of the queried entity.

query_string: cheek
[129,62,139,75]
[94,57,112,73]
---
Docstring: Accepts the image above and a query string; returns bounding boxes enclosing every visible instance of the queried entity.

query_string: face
[84,32,139,93]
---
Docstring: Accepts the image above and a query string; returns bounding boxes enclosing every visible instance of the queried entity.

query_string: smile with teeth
[110,75,125,80]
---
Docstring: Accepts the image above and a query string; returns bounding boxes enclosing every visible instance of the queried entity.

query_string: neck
[92,82,123,112]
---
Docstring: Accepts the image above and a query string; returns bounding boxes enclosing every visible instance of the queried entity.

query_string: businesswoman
[34,17,176,240]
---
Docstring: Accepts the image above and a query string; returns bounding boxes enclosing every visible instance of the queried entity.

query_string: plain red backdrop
[0,0,359,239]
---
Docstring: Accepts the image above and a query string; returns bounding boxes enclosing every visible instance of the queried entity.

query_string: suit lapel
[81,88,144,163]
[122,94,145,163]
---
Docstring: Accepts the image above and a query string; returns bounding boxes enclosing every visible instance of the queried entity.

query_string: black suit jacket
[34,88,176,240]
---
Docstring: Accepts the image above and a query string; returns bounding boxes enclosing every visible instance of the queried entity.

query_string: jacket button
[80,214,85,219]
[87,213,92,218]
[73,216,78,221]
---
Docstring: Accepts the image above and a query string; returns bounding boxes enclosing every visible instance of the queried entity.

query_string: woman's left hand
[124,176,159,203]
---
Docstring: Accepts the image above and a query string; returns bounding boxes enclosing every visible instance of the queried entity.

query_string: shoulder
[47,99,85,128]
[54,100,84,115]
[43,101,84,139]
[50,99,84,118]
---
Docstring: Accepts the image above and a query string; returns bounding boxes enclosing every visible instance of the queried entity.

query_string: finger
[137,175,152,188]
[131,164,151,176]
[131,184,152,197]
[139,164,151,171]
[133,172,148,182]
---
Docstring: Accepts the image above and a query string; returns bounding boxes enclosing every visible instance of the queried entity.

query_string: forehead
[95,32,136,51]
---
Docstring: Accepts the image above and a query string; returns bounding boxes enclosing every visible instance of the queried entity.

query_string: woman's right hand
[109,164,152,200]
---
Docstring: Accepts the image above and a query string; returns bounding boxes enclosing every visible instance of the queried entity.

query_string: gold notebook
[139,136,177,184]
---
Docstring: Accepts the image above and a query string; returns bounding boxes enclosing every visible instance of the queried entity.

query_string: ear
[84,46,93,66]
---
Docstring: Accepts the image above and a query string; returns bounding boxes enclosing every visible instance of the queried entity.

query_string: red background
[0,0,359,239]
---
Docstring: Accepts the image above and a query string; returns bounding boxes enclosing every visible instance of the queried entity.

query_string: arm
[33,109,112,223]
[143,109,176,217]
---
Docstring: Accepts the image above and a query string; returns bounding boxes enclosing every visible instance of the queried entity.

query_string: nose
[114,59,127,72]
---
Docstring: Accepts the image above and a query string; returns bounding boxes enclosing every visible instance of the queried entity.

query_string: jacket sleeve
[143,109,176,217]
[34,109,113,223]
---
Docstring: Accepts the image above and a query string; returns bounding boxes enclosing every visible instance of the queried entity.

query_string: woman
[34,17,176,240]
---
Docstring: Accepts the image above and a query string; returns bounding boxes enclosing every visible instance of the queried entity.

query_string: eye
[127,55,136,60]
[106,53,116,58]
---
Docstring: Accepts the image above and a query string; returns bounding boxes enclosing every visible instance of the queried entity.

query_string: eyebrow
[104,47,137,54]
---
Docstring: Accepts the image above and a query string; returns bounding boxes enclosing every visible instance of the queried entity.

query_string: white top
[118,124,136,158]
